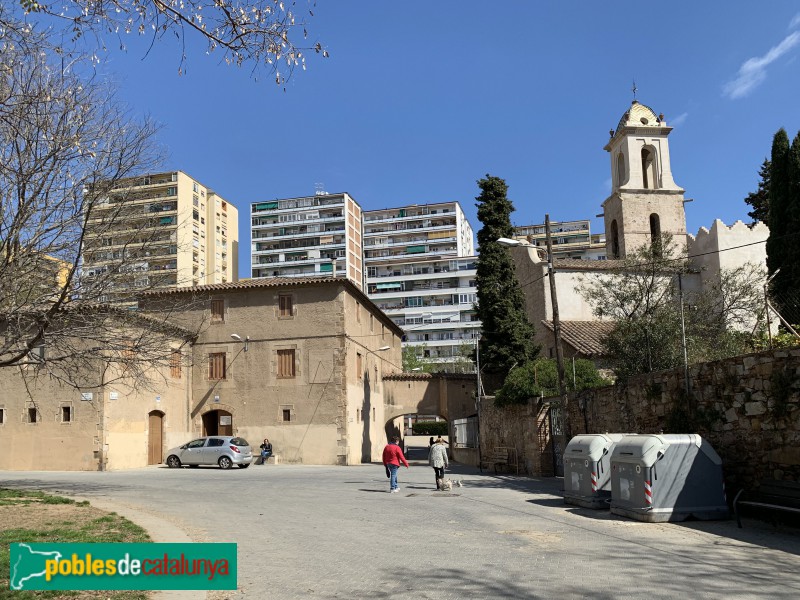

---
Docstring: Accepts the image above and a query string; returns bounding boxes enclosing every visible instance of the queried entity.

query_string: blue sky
[101,2,800,278]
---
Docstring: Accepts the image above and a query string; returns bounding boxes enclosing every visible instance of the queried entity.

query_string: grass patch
[0,488,151,600]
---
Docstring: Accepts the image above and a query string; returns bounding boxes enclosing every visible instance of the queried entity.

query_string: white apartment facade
[363,202,480,368]
[514,219,607,260]
[250,192,364,290]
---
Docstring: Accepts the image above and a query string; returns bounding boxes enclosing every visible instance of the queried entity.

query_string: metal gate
[549,404,564,477]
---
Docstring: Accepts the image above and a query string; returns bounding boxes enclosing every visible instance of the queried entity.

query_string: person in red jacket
[382,436,409,493]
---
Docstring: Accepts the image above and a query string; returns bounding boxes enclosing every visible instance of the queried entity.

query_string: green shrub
[412,421,448,436]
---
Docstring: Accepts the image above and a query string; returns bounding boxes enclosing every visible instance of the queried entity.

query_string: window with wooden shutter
[211,299,225,322]
[170,349,182,379]
[277,349,296,378]
[208,352,226,380]
[279,294,293,317]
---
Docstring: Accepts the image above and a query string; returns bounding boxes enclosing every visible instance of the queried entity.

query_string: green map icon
[10,543,63,590]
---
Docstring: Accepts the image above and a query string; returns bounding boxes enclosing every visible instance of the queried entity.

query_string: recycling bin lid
[611,434,720,467]
[565,433,629,461]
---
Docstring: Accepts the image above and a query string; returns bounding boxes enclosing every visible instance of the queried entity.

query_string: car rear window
[230,437,249,447]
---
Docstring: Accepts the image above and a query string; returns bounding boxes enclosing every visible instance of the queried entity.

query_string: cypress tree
[787,132,800,299]
[744,158,770,225]
[474,175,538,375]
[766,129,791,298]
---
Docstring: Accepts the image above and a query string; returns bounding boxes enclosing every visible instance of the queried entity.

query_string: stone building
[141,276,405,466]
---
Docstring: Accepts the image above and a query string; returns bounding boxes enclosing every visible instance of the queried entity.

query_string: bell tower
[602,101,687,259]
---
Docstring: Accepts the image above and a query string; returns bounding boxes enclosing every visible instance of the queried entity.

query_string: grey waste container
[564,434,629,508]
[610,434,728,522]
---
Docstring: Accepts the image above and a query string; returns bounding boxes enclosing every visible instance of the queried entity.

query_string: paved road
[3,452,800,599]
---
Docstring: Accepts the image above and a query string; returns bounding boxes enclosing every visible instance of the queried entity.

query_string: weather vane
[632,79,638,100]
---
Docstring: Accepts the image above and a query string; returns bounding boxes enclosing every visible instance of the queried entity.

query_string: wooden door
[218,410,233,436]
[148,411,164,465]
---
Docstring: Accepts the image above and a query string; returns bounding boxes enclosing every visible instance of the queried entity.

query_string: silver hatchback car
[165,436,253,469]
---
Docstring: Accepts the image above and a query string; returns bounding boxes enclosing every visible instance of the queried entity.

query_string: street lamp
[496,237,524,247]
[230,333,250,352]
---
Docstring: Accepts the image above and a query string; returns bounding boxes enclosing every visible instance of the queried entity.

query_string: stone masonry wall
[567,347,800,493]
[479,398,555,477]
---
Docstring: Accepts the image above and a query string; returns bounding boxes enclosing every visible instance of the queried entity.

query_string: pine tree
[474,175,539,375]
[766,129,791,298]
[744,159,770,225]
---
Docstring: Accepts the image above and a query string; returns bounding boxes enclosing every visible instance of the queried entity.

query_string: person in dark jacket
[259,438,273,465]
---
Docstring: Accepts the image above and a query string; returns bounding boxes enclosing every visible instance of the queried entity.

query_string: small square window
[279,294,293,318]
[282,409,291,422]
[62,406,72,423]
[28,407,38,423]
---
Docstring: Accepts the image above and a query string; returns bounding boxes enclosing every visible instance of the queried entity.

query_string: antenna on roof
[632,79,638,101]
[314,182,327,196]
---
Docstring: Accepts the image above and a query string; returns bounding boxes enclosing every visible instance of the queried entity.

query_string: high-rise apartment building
[363,202,480,368]
[514,219,606,260]
[83,171,239,296]
[250,192,364,290]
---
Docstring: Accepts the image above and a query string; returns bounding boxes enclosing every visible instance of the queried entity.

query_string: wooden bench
[487,446,519,475]
[734,480,800,528]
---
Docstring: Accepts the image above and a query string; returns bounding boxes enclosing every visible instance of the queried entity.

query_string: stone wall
[567,347,800,492]
[478,398,555,476]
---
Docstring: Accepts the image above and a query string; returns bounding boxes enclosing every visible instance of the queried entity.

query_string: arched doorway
[202,409,233,436]
[147,410,164,465]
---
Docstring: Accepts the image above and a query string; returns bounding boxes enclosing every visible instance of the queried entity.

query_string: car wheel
[218,456,233,470]
[238,463,250,469]
[166,455,181,468]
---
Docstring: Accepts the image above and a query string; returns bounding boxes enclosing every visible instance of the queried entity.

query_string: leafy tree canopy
[495,358,611,406]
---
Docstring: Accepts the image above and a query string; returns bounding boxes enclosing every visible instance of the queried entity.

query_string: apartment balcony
[251,213,345,229]
[363,234,456,250]
[364,247,457,262]
[251,225,345,240]
[367,282,475,295]
[251,197,344,216]
[364,221,457,237]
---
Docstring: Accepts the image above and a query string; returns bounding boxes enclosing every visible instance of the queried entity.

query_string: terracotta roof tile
[141,275,342,295]
[541,320,615,357]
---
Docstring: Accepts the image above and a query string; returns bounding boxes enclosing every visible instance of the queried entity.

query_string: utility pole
[545,214,567,403]
[677,272,691,402]
[545,214,568,476]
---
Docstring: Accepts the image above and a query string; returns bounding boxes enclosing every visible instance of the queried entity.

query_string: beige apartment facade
[83,170,239,297]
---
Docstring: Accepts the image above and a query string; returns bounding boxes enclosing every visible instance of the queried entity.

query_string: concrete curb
[70,496,206,600]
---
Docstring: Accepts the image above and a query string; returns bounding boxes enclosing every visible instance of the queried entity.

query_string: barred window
[208,352,226,380]
[277,349,296,378]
